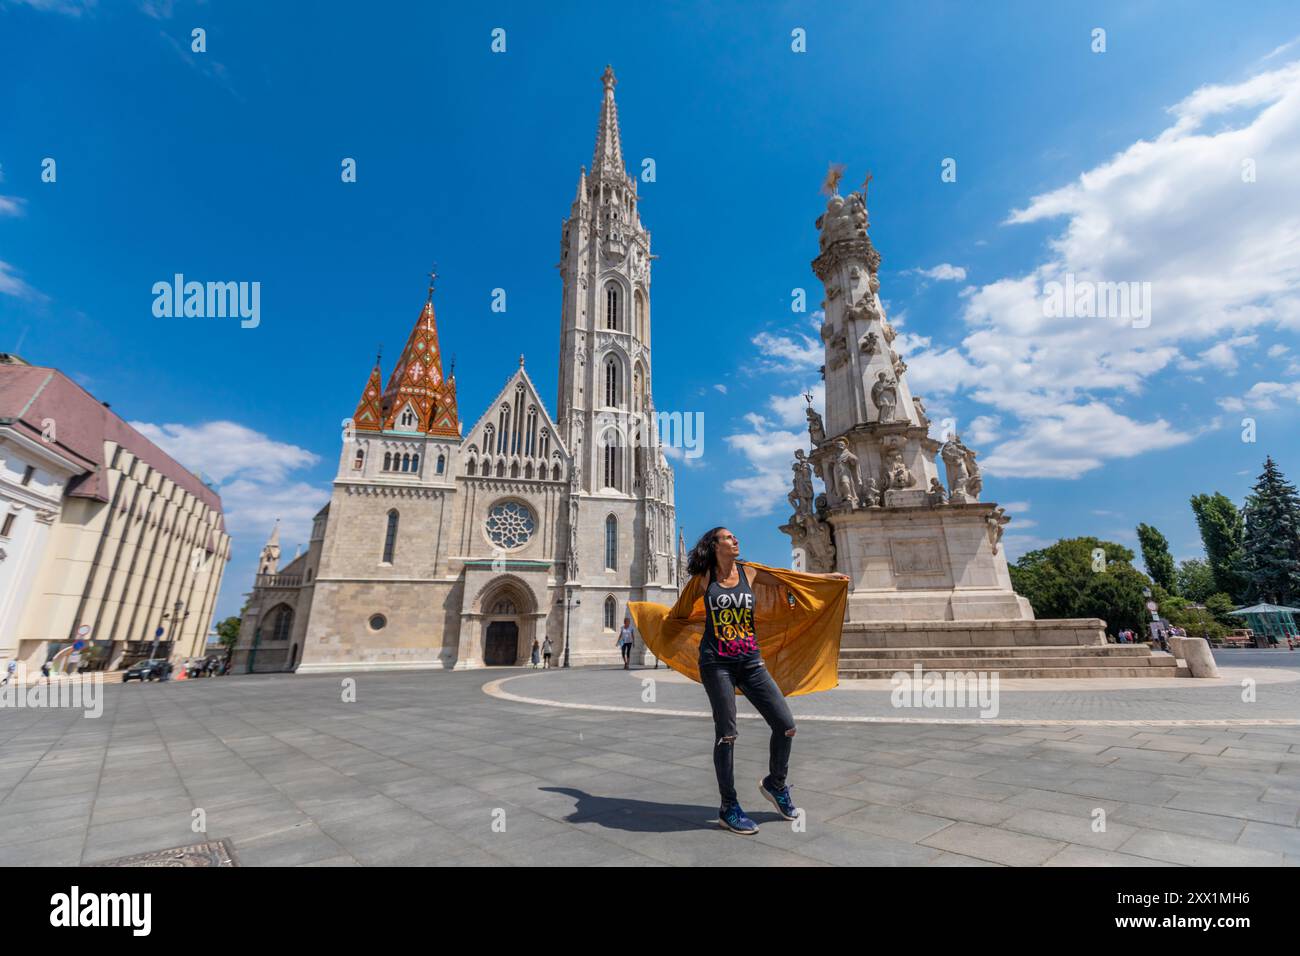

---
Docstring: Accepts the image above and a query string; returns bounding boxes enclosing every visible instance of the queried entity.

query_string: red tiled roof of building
[380,295,459,437]
[0,364,223,513]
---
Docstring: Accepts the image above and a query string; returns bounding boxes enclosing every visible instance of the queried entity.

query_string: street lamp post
[556,587,580,669]
[151,601,187,661]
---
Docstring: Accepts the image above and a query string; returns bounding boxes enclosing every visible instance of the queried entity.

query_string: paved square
[1,657,1297,866]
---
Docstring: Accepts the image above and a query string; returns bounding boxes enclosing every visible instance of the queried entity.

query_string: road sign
[77,625,91,637]
[1145,601,1159,612]
[73,640,85,650]
[155,627,165,638]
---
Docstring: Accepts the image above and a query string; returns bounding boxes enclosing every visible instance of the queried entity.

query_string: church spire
[591,65,625,178]
[379,283,460,437]
[257,519,281,576]
[351,354,384,432]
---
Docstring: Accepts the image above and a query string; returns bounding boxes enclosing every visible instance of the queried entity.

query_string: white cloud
[767,382,824,428]
[1216,380,1300,412]
[11,0,96,14]
[130,420,328,560]
[910,263,968,281]
[131,420,320,484]
[751,313,824,374]
[904,58,1300,477]
[722,412,809,515]
[0,196,24,217]
[968,415,1002,444]
[0,260,42,300]
[980,402,1193,479]
[1197,334,1258,371]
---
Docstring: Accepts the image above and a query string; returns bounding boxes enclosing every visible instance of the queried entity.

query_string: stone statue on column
[941,440,971,504]
[871,372,898,423]
[787,450,816,517]
[830,438,862,509]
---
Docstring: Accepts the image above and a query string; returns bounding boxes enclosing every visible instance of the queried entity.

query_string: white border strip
[482,675,1300,727]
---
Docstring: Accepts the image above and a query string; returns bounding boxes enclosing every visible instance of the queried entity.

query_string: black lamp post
[556,587,580,669]
[151,600,187,659]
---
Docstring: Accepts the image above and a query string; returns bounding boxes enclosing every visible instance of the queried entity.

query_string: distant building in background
[0,357,230,671]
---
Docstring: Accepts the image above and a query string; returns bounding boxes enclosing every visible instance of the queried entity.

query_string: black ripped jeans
[700,657,796,808]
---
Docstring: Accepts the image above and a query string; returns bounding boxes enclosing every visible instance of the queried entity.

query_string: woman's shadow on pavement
[540,786,780,832]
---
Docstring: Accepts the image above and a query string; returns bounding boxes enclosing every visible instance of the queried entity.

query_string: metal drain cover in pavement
[95,840,236,867]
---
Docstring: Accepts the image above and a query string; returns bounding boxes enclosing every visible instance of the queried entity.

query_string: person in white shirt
[617,618,635,669]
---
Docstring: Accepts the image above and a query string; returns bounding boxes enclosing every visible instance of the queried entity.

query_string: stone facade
[235,67,679,673]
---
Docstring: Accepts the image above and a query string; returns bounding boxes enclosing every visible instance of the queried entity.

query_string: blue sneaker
[759,776,800,821]
[718,803,759,834]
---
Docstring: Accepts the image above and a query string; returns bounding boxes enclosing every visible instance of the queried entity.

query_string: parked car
[122,659,168,682]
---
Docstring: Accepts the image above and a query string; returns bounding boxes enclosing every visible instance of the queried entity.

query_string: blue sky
[3,0,1299,625]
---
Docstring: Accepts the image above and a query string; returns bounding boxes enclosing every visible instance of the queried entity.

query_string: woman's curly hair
[686,527,729,578]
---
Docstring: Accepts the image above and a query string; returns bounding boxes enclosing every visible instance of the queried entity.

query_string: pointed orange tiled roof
[380,295,459,437]
[352,361,384,431]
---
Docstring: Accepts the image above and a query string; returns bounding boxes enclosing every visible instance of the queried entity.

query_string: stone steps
[840,645,1155,659]
[837,644,1180,679]
[840,666,1180,679]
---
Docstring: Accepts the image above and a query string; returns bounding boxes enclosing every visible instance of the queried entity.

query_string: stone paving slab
[0,666,1296,867]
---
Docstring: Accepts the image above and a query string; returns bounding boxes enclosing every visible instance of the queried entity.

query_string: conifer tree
[1241,457,1300,605]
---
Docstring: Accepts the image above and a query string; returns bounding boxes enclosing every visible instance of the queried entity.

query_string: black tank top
[699,561,760,664]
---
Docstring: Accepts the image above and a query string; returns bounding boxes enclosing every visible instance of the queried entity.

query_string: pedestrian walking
[542,636,554,669]
[530,639,541,668]
[617,617,635,669]
[1,660,16,686]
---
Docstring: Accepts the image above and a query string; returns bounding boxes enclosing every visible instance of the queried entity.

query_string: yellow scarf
[628,560,848,697]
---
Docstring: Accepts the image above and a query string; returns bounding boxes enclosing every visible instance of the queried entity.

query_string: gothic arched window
[268,604,293,642]
[497,407,510,454]
[436,454,445,475]
[635,290,646,341]
[399,406,418,429]
[353,448,365,471]
[605,514,617,570]
[552,463,561,481]
[604,358,620,407]
[411,454,419,472]
[382,509,399,564]
[605,283,621,330]
[467,458,477,476]
[603,595,617,630]
[603,434,622,491]
[383,452,392,471]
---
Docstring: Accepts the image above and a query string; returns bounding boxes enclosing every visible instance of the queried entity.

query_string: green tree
[216,616,241,651]
[1204,592,1237,626]
[1240,457,1300,606]
[1009,537,1150,634]
[1136,523,1177,594]
[1176,558,1216,603]
[1189,492,1249,602]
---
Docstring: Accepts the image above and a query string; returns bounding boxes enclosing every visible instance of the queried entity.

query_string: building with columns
[234,66,679,673]
[0,355,230,671]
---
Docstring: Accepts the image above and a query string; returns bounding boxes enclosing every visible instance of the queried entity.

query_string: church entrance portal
[484,621,519,666]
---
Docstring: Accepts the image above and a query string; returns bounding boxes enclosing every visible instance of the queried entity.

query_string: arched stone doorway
[480,585,529,666]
